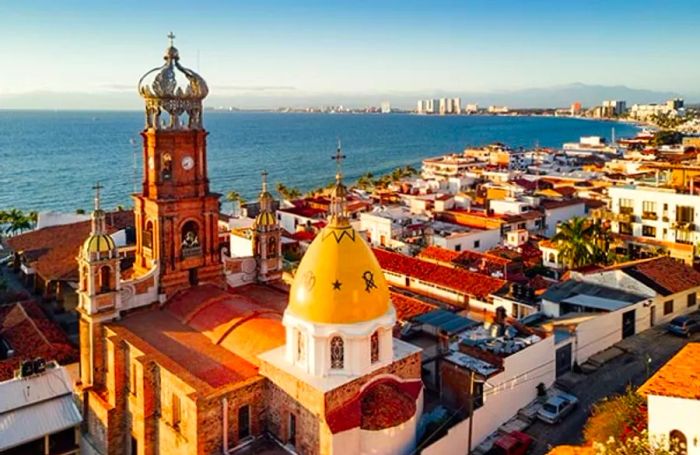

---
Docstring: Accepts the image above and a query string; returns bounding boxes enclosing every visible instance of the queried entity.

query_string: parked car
[486,431,533,455]
[537,392,578,424]
[666,316,700,338]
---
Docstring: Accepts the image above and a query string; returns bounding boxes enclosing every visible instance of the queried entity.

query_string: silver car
[537,392,578,424]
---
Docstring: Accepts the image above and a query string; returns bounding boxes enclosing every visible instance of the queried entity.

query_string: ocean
[0,111,638,213]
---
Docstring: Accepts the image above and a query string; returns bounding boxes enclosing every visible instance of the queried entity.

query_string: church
[76,35,423,455]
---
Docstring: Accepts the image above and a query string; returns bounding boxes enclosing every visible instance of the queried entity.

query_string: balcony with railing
[672,221,695,231]
[591,208,631,223]
[641,212,658,221]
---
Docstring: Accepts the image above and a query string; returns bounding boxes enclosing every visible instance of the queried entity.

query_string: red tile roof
[5,211,134,282]
[390,292,436,321]
[373,248,507,300]
[618,256,700,296]
[0,301,78,381]
[638,343,700,400]
[540,198,585,210]
[417,246,460,264]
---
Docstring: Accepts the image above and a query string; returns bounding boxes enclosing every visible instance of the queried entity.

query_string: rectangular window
[474,240,480,249]
[172,394,181,429]
[664,300,673,315]
[455,244,461,252]
[676,206,694,223]
[619,223,633,235]
[688,293,697,308]
[619,198,633,215]
[642,201,657,219]
[238,405,251,440]
[642,225,656,238]
[676,229,693,244]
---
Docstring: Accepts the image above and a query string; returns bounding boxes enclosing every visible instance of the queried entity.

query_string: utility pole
[467,370,474,455]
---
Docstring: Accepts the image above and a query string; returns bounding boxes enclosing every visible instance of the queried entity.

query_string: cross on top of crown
[331,140,346,181]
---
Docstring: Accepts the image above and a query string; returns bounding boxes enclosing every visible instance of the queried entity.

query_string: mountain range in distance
[0,83,691,111]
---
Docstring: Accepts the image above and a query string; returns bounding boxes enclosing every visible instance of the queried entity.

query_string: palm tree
[551,217,598,269]
[225,190,246,205]
[589,219,612,263]
[3,209,31,235]
[356,172,374,191]
[276,182,301,201]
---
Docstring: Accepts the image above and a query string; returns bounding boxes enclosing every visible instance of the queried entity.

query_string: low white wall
[647,395,700,455]
[424,336,556,454]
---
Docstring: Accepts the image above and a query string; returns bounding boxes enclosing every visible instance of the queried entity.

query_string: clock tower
[133,33,223,297]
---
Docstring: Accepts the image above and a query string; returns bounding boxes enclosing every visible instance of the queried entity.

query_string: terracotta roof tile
[638,343,700,400]
[390,292,436,321]
[417,246,460,264]
[373,248,507,300]
[619,256,700,295]
[5,212,133,282]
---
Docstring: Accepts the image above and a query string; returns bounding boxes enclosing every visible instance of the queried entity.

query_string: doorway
[288,413,296,447]
[622,310,636,338]
[650,306,656,327]
[188,268,199,286]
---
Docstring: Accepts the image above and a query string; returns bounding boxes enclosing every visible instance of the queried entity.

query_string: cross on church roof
[92,182,103,211]
[261,169,269,192]
[331,140,346,182]
[167,31,176,47]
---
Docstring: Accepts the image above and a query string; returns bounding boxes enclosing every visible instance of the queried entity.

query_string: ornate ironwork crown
[138,33,208,130]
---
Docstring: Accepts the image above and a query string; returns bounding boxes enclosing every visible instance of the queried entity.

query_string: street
[526,321,699,455]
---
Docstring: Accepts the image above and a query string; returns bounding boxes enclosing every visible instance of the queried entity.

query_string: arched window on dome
[371,330,380,364]
[99,265,112,293]
[669,430,687,455]
[330,336,344,370]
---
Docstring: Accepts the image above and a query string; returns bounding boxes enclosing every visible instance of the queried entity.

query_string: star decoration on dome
[332,280,342,291]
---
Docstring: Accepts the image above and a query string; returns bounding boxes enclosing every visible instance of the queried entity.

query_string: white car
[536,392,578,424]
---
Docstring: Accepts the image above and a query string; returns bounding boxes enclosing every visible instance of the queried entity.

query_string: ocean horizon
[0,111,638,213]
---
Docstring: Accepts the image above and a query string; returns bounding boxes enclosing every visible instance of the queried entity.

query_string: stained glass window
[330,336,344,369]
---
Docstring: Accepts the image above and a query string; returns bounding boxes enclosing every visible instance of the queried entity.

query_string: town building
[593,184,700,263]
[0,362,81,455]
[638,343,700,455]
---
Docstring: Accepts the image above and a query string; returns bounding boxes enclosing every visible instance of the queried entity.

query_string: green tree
[2,209,31,235]
[275,182,301,201]
[551,217,599,269]
[356,172,374,191]
[225,190,246,205]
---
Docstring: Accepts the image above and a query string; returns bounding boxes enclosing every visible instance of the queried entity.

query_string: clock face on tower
[181,156,194,171]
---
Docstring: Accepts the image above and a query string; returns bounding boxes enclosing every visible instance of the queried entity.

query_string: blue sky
[1,0,698,108]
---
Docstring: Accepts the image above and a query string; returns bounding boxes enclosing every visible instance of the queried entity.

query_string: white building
[0,362,82,454]
[600,185,700,262]
[541,199,586,237]
[381,101,391,114]
[639,343,700,455]
[429,221,501,253]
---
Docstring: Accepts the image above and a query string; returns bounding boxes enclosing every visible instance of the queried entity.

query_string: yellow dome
[288,223,390,324]
[82,233,116,256]
[254,211,277,228]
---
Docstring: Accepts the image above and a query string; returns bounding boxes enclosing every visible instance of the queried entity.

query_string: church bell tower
[133,33,223,297]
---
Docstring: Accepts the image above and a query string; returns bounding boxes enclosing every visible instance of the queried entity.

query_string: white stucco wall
[424,336,556,454]
[431,228,500,253]
[647,395,700,455]
[545,202,586,237]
